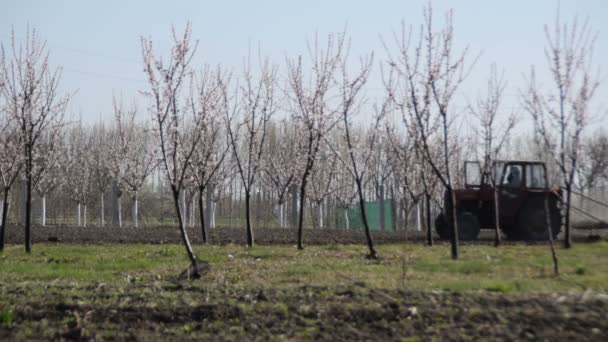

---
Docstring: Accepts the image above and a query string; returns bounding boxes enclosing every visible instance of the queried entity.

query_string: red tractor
[435,160,561,241]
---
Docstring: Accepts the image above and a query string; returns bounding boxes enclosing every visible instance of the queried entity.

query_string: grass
[0,241,607,293]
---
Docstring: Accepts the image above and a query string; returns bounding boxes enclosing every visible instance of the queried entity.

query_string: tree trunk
[133,194,138,227]
[83,204,87,227]
[416,200,422,234]
[171,186,200,277]
[379,182,385,231]
[0,189,10,251]
[41,195,46,227]
[205,187,213,230]
[493,188,501,247]
[545,196,559,276]
[77,202,81,227]
[425,192,433,246]
[448,188,459,260]
[355,178,377,259]
[563,185,572,248]
[245,190,254,247]
[318,202,323,229]
[297,180,307,250]
[99,192,105,227]
[25,164,33,253]
[112,180,121,227]
[198,187,207,243]
[291,185,298,229]
[344,209,350,230]
[211,201,216,228]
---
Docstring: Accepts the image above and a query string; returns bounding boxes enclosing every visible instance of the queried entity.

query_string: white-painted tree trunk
[117,197,122,227]
[205,188,213,229]
[344,210,350,230]
[132,194,138,227]
[41,195,46,226]
[77,202,81,226]
[416,200,421,232]
[99,192,105,227]
[83,205,87,227]
[319,203,323,229]
[0,197,3,222]
[190,194,196,227]
[181,191,186,225]
[211,201,216,228]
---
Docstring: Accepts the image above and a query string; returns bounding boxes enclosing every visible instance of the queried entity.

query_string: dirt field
[2,282,607,341]
[1,242,607,340]
[3,224,605,246]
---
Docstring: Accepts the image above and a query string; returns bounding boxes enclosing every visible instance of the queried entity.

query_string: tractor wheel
[457,211,481,241]
[434,213,451,240]
[516,198,561,241]
[435,212,480,241]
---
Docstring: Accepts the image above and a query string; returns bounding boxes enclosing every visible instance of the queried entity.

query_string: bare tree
[110,99,158,227]
[226,55,278,248]
[523,12,601,248]
[263,120,301,228]
[0,111,23,251]
[469,64,516,246]
[65,124,93,227]
[1,28,70,252]
[88,122,113,227]
[307,144,339,230]
[286,32,344,249]
[331,50,387,259]
[385,4,476,259]
[188,66,227,242]
[32,130,66,226]
[141,23,207,277]
[577,129,608,192]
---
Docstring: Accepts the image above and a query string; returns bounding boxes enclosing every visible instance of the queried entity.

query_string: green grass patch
[0,241,607,293]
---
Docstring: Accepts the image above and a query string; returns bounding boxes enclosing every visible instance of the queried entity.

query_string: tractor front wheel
[435,211,480,241]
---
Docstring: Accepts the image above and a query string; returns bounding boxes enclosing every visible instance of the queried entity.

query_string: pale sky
[1,0,606,129]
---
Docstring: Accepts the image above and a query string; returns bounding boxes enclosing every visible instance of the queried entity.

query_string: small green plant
[0,309,14,326]
[484,282,514,293]
[575,265,586,275]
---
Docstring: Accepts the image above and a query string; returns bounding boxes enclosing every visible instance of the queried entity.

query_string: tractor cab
[436,160,561,241]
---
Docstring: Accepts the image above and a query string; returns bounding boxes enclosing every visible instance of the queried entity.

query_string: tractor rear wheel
[516,198,561,241]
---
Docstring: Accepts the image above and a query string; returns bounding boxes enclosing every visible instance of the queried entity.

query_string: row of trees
[1,5,604,274]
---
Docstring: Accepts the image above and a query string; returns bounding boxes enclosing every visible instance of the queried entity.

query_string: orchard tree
[1,28,70,252]
[65,124,93,227]
[0,111,23,251]
[141,23,208,277]
[385,4,476,259]
[226,56,278,248]
[188,66,227,242]
[307,144,338,230]
[330,49,388,259]
[286,32,343,250]
[32,130,66,226]
[88,122,113,227]
[523,12,601,248]
[110,99,158,227]
[577,129,608,193]
[263,120,301,228]
[469,64,516,246]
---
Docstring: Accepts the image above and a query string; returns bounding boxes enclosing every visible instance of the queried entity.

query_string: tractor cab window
[464,161,482,188]
[502,164,523,188]
[526,164,547,189]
